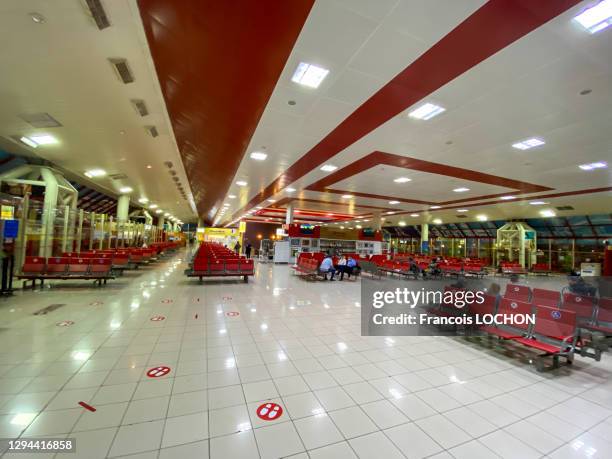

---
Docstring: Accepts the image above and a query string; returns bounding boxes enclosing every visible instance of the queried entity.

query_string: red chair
[481,298,531,339]
[562,292,596,323]
[504,284,531,303]
[531,288,560,308]
[47,257,69,275]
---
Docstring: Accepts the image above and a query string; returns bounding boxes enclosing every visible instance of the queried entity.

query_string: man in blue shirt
[319,254,336,281]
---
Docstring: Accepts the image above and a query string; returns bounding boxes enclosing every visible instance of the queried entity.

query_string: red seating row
[18,256,114,288]
[500,262,528,275]
[187,243,254,282]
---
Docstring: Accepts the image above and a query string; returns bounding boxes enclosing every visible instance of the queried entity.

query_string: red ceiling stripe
[138,0,314,224]
[230,0,581,223]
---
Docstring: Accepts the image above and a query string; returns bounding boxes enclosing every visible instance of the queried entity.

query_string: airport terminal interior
[0,0,611,458]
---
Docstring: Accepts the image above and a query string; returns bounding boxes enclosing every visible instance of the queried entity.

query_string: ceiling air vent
[19,112,62,128]
[109,58,134,84]
[556,206,574,211]
[169,170,177,176]
[85,0,111,30]
[109,173,128,180]
[164,161,173,168]
[172,177,180,182]
[146,126,159,138]
[131,99,148,117]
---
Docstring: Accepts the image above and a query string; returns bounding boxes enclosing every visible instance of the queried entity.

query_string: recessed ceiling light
[512,138,545,150]
[119,186,133,193]
[386,211,395,215]
[149,204,158,209]
[453,187,470,192]
[236,180,248,187]
[155,209,162,214]
[320,164,337,172]
[138,198,148,203]
[29,134,58,145]
[476,214,487,221]
[255,206,263,209]
[388,201,400,205]
[19,136,38,148]
[146,165,152,169]
[164,212,169,216]
[579,161,608,170]
[394,177,411,183]
[267,199,276,203]
[540,209,556,217]
[291,62,329,88]
[342,195,353,199]
[30,12,45,23]
[408,102,446,120]
[457,209,468,212]
[398,221,406,227]
[286,187,296,193]
[574,0,612,34]
[250,151,267,161]
[432,218,443,224]
[84,169,106,178]
[500,195,516,200]
[228,194,236,199]
[410,213,420,217]
[430,205,441,209]
[529,201,548,205]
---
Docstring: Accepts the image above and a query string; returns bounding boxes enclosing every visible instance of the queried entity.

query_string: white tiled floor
[0,249,611,458]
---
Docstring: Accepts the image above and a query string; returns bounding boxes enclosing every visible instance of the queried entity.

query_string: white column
[421,223,429,254]
[372,211,382,231]
[40,168,59,258]
[286,205,294,224]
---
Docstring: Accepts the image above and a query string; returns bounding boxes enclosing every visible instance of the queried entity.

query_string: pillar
[61,205,70,253]
[98,214,105,250]
[286,205,294,224]
[76,209,84,253]
[421,223,429,254]
[372,211,382,231]
[40,168,59,258]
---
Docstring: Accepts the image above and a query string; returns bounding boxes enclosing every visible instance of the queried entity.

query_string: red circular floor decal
[90,301,103,306]
[146,366,171,378]
[56,320,74,327]
[150,315,166,321]
[161,299,173,304]
[226,311,240,317]
[256,402,283,421]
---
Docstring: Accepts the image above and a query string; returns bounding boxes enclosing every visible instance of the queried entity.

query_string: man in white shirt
[319,254,336,281]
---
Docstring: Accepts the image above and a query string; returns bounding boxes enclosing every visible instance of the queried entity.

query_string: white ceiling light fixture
[398,221,407,227]
[84,169,106,178]
[155,209,162,214]
[291,62,329,88]
[410,213,420,217]
[529,201,548,205]
[394,177,411,183]
[500,195,516,200]
[386,211,395,215]
[149,204,158,209]
[573,0,612,34]
[453,187,470,193]
[250,151,267,161]
[236,180,248,187]
[320,164,337,172]
[286,187,296,193]
[164,212,169,216]
[457,209,468,213]
[389,200,400,205]
[342,195,353,199]
[19,136,38,148]
[476,214,488,221]
[579,161,608,170]
[408,102,446,120]
[432,218,443,224]
[430,205,441,209]
[228,194,236,199]
[512,138,545,150]
[29,134,58,145]
[267,199,276,203]
[119,186,133,193]
[540,209,556,217]
[138,197,148,204]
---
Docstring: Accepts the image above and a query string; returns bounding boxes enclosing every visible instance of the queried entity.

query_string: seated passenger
[346,256,358,279]
[335,256,347,280]
[319,254,336,281]
[568,271,597,296]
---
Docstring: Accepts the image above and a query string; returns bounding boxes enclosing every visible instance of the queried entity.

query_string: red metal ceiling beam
[138,0,314,224]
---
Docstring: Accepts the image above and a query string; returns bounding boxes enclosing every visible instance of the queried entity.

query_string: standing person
[234,240,241,255]
[245,242,252,259]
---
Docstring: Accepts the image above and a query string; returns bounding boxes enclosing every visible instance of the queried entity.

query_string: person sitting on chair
[345,256,358,279]
[319,254,336,281]
[335,255,347,280]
